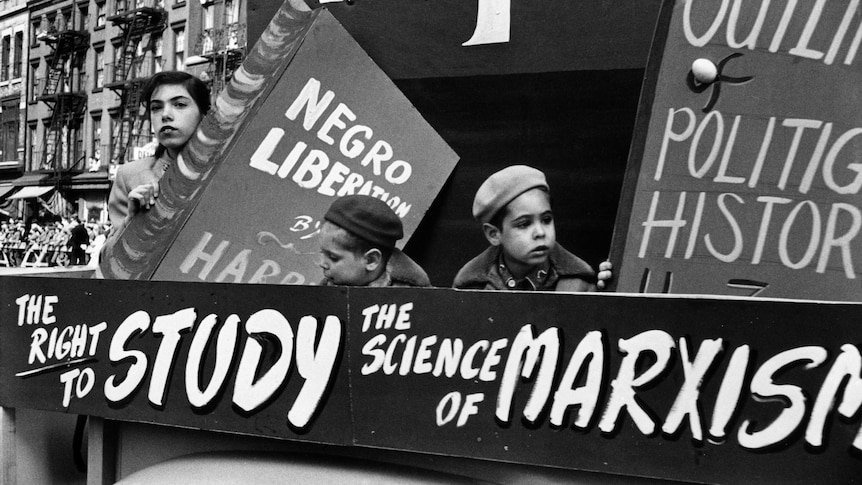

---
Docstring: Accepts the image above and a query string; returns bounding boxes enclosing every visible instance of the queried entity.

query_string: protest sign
[152,9,457,286]
[611,0,862,300]
[1,276,860,483]
[100,3,458,284]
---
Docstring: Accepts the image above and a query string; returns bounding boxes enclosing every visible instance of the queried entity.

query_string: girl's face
[149,83,203,158]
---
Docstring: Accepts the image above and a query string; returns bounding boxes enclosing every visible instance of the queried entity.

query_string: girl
[106,71,210,236]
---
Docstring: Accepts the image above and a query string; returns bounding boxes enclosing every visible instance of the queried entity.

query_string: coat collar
[454,244,595,290]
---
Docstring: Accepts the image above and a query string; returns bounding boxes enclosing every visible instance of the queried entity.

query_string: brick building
[0,0,29,209]
[0,0,246,223]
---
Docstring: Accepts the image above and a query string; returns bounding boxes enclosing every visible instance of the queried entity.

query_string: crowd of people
[0,217,109,268]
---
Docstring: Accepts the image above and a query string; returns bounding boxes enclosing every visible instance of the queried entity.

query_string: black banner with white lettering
[0,277,352,445]
[1,276,860,483]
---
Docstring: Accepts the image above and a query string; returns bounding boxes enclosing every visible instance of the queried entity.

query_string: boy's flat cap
[324,195,404,249]
[472,165,549,224]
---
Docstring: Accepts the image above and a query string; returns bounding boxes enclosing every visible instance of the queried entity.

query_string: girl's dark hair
[141,70,211,116]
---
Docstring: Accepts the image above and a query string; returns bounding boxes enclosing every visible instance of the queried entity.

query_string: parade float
[2,1,861,483]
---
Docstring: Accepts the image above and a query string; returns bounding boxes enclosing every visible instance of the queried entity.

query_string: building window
[46,14,56,34]
[202,31,213,55]
[40,120,50,170]
[77,64,86,92]
[60,58,72,93]
[135,41,145,77]
[60,9,72,33]
[109,110,122,163]
[28,123,37,169]
[116,0,127,15]
[1,36,9,82]
[13,32,22,79]
[130,118,140,147]
[174,26,185,70]
[204,2,214,29]
[0,98,19,164]
[153,33,163,73]
[74,117,85,169]
[31,20,41,46]
[96,2,106,28]
[80,6,90,31]
[202,3,215,54]
[92,114,102,163]
[29,62,39,101]
[226,0,241,49]
[226,0,238,24]
[95,48,104,89]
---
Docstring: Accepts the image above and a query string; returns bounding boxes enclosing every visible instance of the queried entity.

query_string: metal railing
[104,56,162,86]
[31,134,87,173]
[32,0,167,40]
[197,23,246,56]
[35,73,89,97]
[112,0,167,17]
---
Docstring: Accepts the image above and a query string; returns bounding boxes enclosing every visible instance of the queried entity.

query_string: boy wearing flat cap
[318,194,431,287]
[453,165,611,292]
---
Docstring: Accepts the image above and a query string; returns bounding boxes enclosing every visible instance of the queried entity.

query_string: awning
[69,171,111,191]
[11,173,49,187]
[9,186,54,199]
[0,185,16,199]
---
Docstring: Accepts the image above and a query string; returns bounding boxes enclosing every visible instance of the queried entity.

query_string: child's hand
[597,261,613,290]
[127,182,160,218]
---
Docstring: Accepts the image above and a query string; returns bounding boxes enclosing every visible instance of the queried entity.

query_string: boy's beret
[472,165,549,224]
[324,195,404,249]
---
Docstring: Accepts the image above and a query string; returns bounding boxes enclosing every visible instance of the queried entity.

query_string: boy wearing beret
[453,165,611,292]
[318,194,431,287]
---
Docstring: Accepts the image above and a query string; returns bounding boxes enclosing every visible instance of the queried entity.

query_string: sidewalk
[0,266,96,278]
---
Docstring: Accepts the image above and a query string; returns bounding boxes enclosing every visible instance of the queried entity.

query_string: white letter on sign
[463,0,511,46]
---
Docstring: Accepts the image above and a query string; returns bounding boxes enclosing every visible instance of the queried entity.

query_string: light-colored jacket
[107,155,171,236]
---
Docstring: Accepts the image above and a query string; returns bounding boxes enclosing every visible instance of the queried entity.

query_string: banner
[0,277,352,445]
[611,0,862,301]
[1,276,860,483]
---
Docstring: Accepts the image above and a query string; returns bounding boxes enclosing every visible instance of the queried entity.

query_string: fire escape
[36,27,89,177]
[106,2,167,165]
[195,1,246,99]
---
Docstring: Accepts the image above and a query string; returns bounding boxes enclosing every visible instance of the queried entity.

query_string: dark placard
[612,0,862,300]
[1,276,861,484]
[0,277,352,445]
[348,288,862,483]
[151,9,458,286]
